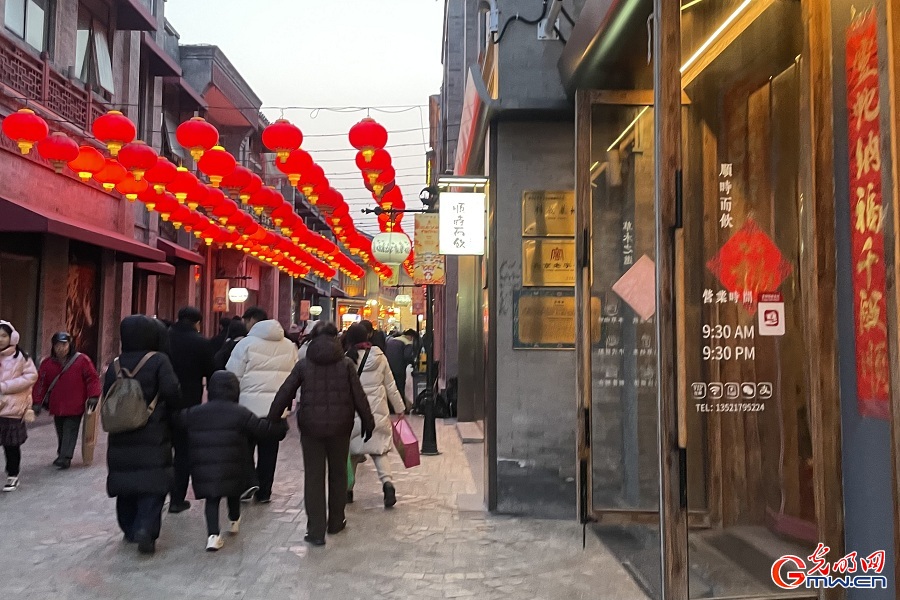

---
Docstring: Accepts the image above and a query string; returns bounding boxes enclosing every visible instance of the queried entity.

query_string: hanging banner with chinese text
[412,286,426,314]
[413,214,446,285]
[439,192,485,255]
[847,10,890,420]
[212,279,229,313]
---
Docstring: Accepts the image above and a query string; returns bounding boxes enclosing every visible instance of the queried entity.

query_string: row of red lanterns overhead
[348,118,414,277]
[260,116,396,280]
[0,107,364,281]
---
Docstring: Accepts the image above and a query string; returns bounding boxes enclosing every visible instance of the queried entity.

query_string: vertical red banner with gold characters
[847,9,890,419]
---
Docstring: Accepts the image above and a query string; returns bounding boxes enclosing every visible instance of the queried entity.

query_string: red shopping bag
[391,416,420,468]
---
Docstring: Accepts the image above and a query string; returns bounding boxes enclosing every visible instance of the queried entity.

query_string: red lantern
[240,173,263,204]
[117,141,157,181]
[379,186,403,210]
[270,201,295,227]
[173,207,198,231]
[298,163,326,203]
[137,188,159,211]
[200,186,227,212]
[168,166,198,203]
[115,174,148,201]
[176,116,219,161]
[93,158,128,191]
[2,108,49,154]
[316,187,343,209]
[198,145,236,188]
[185,180,209,211]
[37,132,79,172]
[367,166,396,197]
[154,193,180,221]
[144,157,178,194]
[213,198,239,224]
[262,119,303,163]
[355,148,391,173]
[276,149,312,187]
[92,110,136,157]
[221,165,252,198]
[348,117,388,161]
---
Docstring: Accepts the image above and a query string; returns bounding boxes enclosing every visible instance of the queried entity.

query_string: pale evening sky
[164,0,445,235]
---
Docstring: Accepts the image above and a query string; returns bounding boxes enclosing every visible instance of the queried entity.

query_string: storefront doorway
[575,2,822,598]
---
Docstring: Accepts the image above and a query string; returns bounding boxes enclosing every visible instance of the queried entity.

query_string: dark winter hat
[207,370,240,403]
[177,306,202,324]
[51,332,72,344]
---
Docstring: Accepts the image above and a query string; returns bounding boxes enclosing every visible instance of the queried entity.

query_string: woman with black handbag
[32,332,101,470]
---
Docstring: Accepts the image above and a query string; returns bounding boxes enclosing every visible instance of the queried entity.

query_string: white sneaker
[2,477,18,492]
[228,517,240,535]
[206,534,224,552]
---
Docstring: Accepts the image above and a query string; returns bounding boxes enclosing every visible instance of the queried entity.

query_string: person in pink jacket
[0,320,38,492]
[32,332,102,470]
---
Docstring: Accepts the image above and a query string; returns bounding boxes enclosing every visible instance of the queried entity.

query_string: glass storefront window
[680,0,814,597]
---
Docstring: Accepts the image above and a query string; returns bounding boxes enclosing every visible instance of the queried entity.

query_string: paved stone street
[0,415,647,600]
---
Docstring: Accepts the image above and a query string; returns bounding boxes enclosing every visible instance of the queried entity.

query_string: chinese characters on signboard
[719,163,734,230]
[413,213,446,285]
[846,10,890,419]
[622,220,635,267]
[439,192,485,255]
[522,239,576,286]
[522,191,576,237]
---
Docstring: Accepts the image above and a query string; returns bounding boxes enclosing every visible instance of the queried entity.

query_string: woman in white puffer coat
[344,324,407,508]
[0,320,38,492]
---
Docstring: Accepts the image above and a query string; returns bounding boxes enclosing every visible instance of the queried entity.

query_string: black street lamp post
[362,203,440,455]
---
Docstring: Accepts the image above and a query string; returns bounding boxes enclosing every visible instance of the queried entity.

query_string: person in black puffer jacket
[166,307,216,514]
[103,315,181,555]
[213,319,248,372]
[270,321,375,546]
[176,371,287,552]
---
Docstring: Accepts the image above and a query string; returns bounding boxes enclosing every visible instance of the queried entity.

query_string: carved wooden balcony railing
[0,34,109,132]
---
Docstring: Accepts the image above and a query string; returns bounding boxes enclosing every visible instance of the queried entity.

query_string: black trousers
[116,494,166,541]
[204,496,241,535]
[248,438,279,499]
[54,415,82,460]
[170,426,190,504]
[300,434,350,540]
[3,445,20,476]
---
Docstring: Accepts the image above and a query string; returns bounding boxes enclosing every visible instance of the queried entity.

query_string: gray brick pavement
[0,415,647,600]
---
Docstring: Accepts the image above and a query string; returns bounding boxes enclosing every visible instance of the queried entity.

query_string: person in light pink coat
[0,320,38,492]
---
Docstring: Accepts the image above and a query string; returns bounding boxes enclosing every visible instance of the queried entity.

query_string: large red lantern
[198,145,235,188]
[348,117,387,161]
[169,206,194,230]
[379,186,403,210]
[115,174,148,201]
[262,119,303,163]
[212,198,239,224]
[176,116,218,161]
[92,110,136,157]
[298,163,326,203]
[154,193,180,221]
[37,132,79,172]
[185,180,209,210]
[367,165,396,197]
[355,148,391,175]
[276,149,313,187]
[316,187,343,209]
[240,173,263,204]
[221,165,252,198]
[168,166,198,203]
[270,201,295,227]
[2,108,49,154]
[116,141,157,181]
[94,159,128,191]
[144,157,178,194]
[200,186,227,212]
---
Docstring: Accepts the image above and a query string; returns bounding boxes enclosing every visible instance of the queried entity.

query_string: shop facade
[438,0,900,597]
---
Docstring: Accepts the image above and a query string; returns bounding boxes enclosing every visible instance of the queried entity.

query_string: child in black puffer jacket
[176,370,287,552]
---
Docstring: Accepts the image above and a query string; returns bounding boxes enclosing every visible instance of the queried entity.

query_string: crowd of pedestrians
[0,307,421,555]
